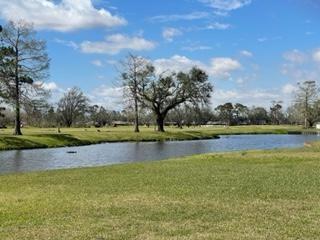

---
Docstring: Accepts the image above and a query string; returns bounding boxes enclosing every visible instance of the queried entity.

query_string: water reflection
[0,134,319,174]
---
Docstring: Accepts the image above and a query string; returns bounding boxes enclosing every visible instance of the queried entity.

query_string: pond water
[0,134,319,174]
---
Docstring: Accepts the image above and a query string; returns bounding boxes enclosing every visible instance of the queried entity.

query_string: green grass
[1,141,320,239]
[0,125,303,151]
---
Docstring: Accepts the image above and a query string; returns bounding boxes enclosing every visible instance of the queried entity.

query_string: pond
[0,134,319,174]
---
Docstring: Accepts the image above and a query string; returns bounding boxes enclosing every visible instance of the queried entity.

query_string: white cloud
[282,84,297,95]
[89,85,124,109]
[153,55,241,79]
[34,81,59,91]
[54,38,79,50]
[283,49,306,63]
[154,55,206,75]
[209,58,241,78]
[313,49,320,62]
[212,89,280,108]
[80,34,156,55]
[282,48,320,83]
[162,28,182,42]
[236,77,245,84]
[91,60,104,67]
[34,81,66,103]
[0,0,126,32]
[200,0,252,12]
[205,22,231,30]
[43,82,59,91]
[240,50,253,57]
[150,11,209,22]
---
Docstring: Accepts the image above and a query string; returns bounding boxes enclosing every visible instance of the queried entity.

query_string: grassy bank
[1,141,320,239]
[0,125,303,151]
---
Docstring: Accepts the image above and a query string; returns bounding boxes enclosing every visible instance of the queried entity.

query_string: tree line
[0,21,320,135]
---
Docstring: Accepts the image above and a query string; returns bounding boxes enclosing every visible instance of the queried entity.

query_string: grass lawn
[0,125,303,151]
[1,141,320,239]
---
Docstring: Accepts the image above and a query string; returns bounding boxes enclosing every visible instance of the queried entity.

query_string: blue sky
[0,0,319,109]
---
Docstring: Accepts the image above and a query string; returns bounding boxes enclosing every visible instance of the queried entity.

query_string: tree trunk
[14,78,22,136]
[13,47,22,136]
[307,119,314,128]
[304,117,308,128]
[14,100,22,135]
[156,115,165,132]
[134,97,139,132]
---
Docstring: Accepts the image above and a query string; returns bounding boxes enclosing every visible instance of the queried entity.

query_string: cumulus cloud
[282,84,297,95]
[89,85,124,109]
[282,48,320,83]
[34,81,59,91]
[80,34,156,55]
[154,55,206,75]
[0,0,126,32]
[200,0,252,13]
[34,81,66,103]
[153,55,241,79]
[313,49,320,62]
[209,58,241,78]
[162,28,182,42]
[211,88,280,108]
[283,49,306,64]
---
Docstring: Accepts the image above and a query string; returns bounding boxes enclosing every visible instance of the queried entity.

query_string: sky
[0,0,319,110]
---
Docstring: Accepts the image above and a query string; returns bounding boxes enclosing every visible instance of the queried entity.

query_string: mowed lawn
[0,125,303,150]
[1,141,320,239]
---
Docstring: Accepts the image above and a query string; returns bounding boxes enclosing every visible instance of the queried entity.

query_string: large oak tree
[139,67,213,132]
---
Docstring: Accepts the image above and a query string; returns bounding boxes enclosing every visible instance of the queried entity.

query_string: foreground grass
[1,142,320,239]
[0,125,303,151]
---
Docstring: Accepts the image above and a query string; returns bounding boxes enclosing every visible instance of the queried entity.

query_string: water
[0,134,319,174]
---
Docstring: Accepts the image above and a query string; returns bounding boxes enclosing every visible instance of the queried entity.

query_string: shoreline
[0,128,303,152]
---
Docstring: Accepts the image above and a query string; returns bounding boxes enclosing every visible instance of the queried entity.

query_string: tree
[88,105,110,127]
[0,100,5,119]
[0,21,49,135]
[234,103,249,125]
[295,81,319,128]
[120,54,153,132]
[215,103,234,125]
[57,87,89,127]
[45,106,57,127]
[270,101,283,125]
[139,67,213,132]
[286,104,302,125]
[249,107,269,125]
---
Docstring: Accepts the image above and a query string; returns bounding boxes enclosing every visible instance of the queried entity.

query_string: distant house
[112,121,132,127]
[316,123,320,130]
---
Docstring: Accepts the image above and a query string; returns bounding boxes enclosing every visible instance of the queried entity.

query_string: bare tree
[0,21,49,135]
[295,81,319,128]
[57,87,89,127]
[120,54,153,132]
